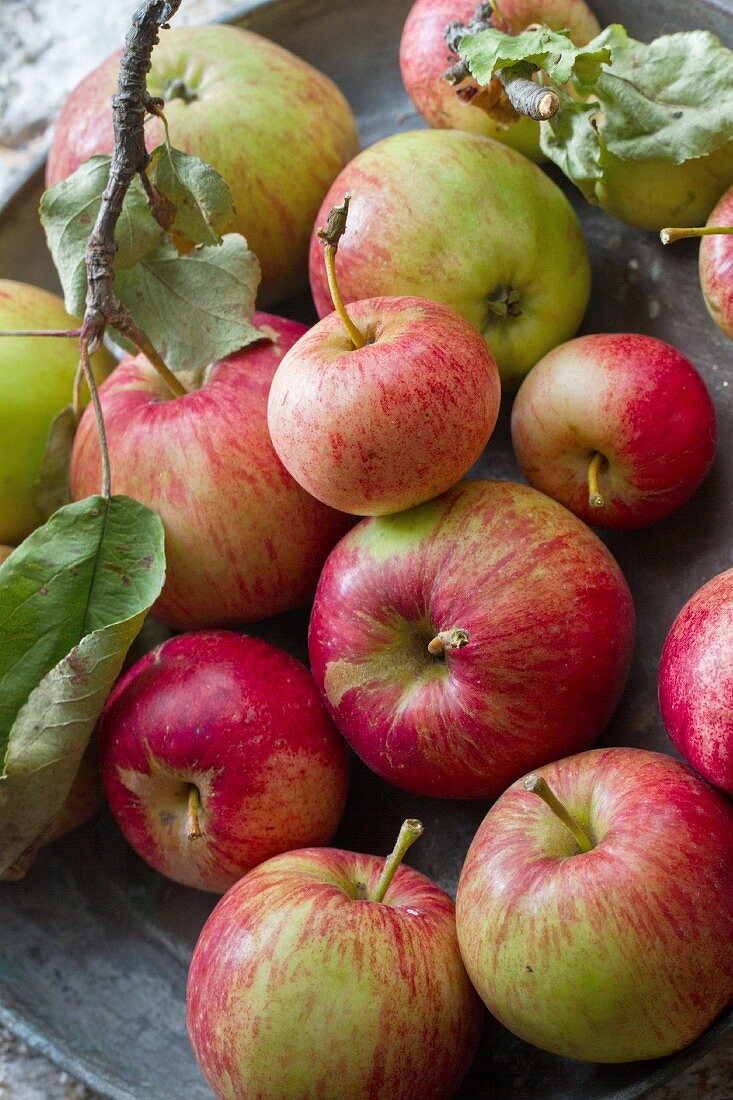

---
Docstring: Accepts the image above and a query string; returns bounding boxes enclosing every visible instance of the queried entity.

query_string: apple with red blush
[71,312,351,630]
[662,188,733,340]
[187,819,483,1099]
[511,333,717,529]
[308,478,635,799]
[99,630,349,893]
[456,747,733,1062]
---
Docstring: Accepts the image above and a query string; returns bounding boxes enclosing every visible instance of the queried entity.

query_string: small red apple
[511,333,717,529]
[71,312,351,630]
[99,630,349,893]
[660,568,733,796]
[661,187,733,340]
[187,820,483,1099]
[456,747,733,1062]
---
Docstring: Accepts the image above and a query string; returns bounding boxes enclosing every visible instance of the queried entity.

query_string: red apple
[71,312,351,630]
[456,747,733,1062]
[659,568,733,796]
[46,26,359,306]
[308,479,635,799]
[399,0,601,163]
[268,295,500,515]
[699,186,733,339]
[99,630,349,894]
[187,821,483,1099]
[510,333,717,530]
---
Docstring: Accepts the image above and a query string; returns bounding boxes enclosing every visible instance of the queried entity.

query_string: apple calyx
[316,194,366,351]
[486,285,522,321]
[369,818,424,903]
[661,225,733,245]
[427,628,470,657]
[187,784,203,841]
[523,774,594,853]
[588,451,606,510]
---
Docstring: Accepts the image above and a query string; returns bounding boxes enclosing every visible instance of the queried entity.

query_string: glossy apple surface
[400,0,600,162]
[268,296,500,515]
[71,312,351,629]
[699,184,733,339]
[100,631,349,893]
[511,333,717,529]
[0,279,114,545]
[308,130,590,389]
[456,747,733,1062]
[187,846,483,1098]
[46,26,359,306]
[659,568,733,795]
[308,479,635,799]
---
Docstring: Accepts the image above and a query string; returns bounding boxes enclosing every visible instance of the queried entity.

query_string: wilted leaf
[147,143,235,245]
[40,156,167,316]
[115,234,264,373]
[539,91,602,200]
[0,495,165,876]
[458,25,614,89]
[33,405,77,520]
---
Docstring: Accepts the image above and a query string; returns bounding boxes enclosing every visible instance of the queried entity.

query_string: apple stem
[524,775,593,853]
[80,340,111,498]
[427,628,470,657]
[370,819,424,903]
[317,195,366,351]
[187,785,202,841]
[0,328,82,338]
[587,452,605,510]
[661,225,733,245]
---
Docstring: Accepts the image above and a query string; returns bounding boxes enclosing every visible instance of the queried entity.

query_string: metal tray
[0,1,732,1097]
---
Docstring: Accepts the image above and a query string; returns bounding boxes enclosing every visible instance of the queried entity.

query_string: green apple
[0,280,114,545]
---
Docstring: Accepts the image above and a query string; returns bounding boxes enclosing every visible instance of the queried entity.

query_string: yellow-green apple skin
[456,747,733,1062]
[187,847,483,1099]
[0,280,114,545]
[400,0,601,163]
[45,26,359,307]
[308,130,591,389]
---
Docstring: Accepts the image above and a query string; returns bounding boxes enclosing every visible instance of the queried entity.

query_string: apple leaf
[457,25,615,89]
[114,234,264,373]
[146,143,235,246]
[33,405,77,520]
[40,156,167,318]
[0,494,165,877]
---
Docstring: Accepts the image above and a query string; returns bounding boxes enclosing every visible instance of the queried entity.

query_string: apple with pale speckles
[511,333,717,530]
[267,295,500,515]
[399,0,600,163]
[187,823,483,1099]
[308,479,635,799]
[456,747,733,1062]
[308,129,591,389]
[100,631,349,894]
[71,312,352,630]
[660,568,733,796]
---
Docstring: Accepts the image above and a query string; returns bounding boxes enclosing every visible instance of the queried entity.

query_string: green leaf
[0,495,165,876]
[458,25,613,89]
[33,405,77,520]
[40,156,167,317]
[147,144,235,246]
[115,234,264,373]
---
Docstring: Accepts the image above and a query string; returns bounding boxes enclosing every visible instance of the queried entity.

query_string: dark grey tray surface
[0,1,732,1097]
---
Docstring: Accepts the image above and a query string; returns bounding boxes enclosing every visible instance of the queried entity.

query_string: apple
[45,25,359,306]
[659,568,733,796]
[308,478,635,799]
[400,0,600,163]
[661,186,733,340]
[456,747,733,1062]
[46,738,104,844]
[308,129,591,389]
[71,312,352,630]
[0,279,114,545]
[99,630,349,894]
[510,333,717,530]
[187,819,483,1099]
[268,293,500,515]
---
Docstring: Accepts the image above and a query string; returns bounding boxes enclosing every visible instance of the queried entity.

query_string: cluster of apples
[2,1,733,1097]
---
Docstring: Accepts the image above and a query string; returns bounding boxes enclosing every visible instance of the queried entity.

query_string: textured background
[0,0,731,1097]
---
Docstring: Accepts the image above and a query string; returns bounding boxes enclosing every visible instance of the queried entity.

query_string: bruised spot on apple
[99,631,349,894]
[456,747,733,1063]
[511,333,717,529]
[309,479,635,799]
